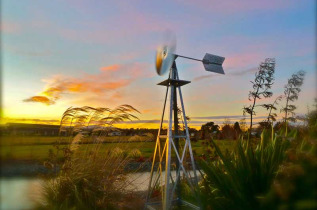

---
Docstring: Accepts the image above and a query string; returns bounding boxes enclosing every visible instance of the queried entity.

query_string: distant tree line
[197,120,242,140]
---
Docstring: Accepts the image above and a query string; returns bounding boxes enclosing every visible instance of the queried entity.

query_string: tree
[233,122,241,132]
[221,119,235,140]
[233,122,241,136]
[243,58,275,136]
[281,70,305,136]
[201,122,220,139]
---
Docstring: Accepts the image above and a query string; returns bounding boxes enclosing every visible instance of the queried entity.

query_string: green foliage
[263,139,317,209]
[307,101,317,139]
[199,128,289,210]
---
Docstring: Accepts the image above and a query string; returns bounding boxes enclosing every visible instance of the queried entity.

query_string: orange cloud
[23,63,150,105]
[23,96,55,105]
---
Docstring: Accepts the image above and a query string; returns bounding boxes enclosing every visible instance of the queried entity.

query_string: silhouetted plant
[262,95,283,125]
[281,70,305,136]
[243,58,275,137]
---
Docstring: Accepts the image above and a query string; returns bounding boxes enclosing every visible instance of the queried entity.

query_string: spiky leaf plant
[199,128,289,210]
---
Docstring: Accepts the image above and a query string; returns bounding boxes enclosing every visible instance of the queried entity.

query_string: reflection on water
[0,178,43,210]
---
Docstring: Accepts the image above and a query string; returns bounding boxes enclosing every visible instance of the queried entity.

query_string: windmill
[145,36,225,210]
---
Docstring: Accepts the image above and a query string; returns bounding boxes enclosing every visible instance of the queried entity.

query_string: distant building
[108,131,122,136]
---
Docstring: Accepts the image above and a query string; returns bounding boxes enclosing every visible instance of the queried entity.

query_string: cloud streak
[1,117,60,124]
[191,115,267,120]
[179,0,293,14]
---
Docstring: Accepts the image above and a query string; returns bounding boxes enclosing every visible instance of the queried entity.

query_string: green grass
[0,135,149,146]
[0,136,236,162]
[0,136,62,146]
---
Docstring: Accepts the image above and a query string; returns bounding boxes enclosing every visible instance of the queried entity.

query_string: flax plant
[199,128,289,210]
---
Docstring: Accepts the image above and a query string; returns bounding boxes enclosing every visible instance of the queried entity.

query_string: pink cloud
[100,64,120,72]
[225,53,263,68]
[1,20,21,34]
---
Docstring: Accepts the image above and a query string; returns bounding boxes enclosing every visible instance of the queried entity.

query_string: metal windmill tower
[145,36,225,210]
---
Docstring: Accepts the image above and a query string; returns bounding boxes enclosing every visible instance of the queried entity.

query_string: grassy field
[0,135,153,146]
[0,136,236,162]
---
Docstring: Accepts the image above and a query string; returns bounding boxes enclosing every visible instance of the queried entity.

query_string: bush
[128,135,142,142]
[41,142,136,209]
[111,147,124,157]
[262,139,317,209]
[39,105,143,209]
[128,148,142,158]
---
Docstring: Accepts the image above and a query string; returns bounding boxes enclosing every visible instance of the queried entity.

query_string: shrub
[262,138,317,209]
[111,147,124,157]
[39,105,143,209]
[128,148,142,158]
[128,135,142,142]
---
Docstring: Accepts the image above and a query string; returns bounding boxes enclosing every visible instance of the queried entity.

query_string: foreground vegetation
[39,137,145,209]
[199,111,317,209]
[31,105,236,209]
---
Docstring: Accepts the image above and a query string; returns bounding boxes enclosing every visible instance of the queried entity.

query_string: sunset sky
[1,0,316,128]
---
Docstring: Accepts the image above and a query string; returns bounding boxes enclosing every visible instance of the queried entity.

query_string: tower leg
[172,64,181,206]
[146,83,169,206]
[176,70,201,208]
[164,72,174,210]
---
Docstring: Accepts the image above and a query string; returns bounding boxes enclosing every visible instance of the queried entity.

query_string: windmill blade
[202,53,225,74]
[155,32,176,76]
